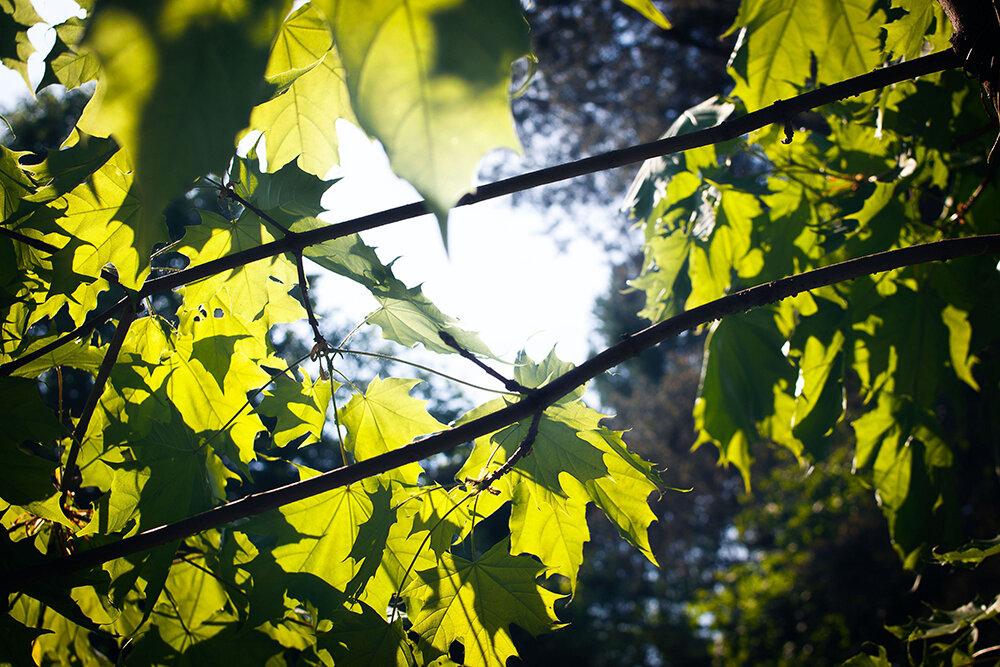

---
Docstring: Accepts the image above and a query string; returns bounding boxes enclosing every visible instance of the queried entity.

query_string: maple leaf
[405,539,563,667]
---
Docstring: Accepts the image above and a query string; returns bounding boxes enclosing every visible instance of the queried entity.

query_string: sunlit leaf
[405,539,563,667]
[257,369,334,449]
[339,376,444,485]
[78,0,286,248]
[316,0,530,235]
[727,0,883,110]
[616,0,671,29]
[248,3,354,178]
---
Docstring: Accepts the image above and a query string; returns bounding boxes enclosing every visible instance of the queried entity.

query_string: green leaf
[0,0,42,91]
[315,598,410,667]
[1,145,36,222]
[257,369,333,449]
[623,97,736,221]
[509,485,589,592]
[244,474,393,595]
[21,131,119,205]
[405,539,563,667]
[616,0,671,29]
[840,644,891,667]
[55,147,164,292]
[43,17,102,90]
[77,0,285,247]
[248,3,354,178]
[727,0,883,110]
[883,0,950,60]
[317,0,531,233]
[148,555,235,651]
[789,299,847,456]
[177,210,305,336]
[232,153,331,228]
[339,376,445,485]
[933,535,1000,567]
[694,309,799,488]
[941,304,979,390]
[888,594,1000,641]
[459,353,661,584]
[0,377,69,523]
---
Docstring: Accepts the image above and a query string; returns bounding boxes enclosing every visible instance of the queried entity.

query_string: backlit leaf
[405,539,563,667]
[78,0,285,248]
[317,0,530,234]
[616,0,671,29]
[248,3,354,178]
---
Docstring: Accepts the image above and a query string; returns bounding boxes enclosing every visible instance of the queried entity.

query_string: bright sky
[1,1,617,390]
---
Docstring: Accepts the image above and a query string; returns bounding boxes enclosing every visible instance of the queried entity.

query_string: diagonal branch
[5,232,998,590]
[60,303,139,511]
[0,50,962,378]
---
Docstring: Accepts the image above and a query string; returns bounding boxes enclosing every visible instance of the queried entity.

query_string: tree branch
[0,225,59,254]
[141,50,960,298]
[0,50,962,377]
[6,232,998,590]
[60,304,139,506]
[0,296,129,377]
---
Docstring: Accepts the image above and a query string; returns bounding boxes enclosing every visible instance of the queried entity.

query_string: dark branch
[61,304,139,508]
[467,410,542,492]
[140,50,960,299]
[439,330,530,394]
[0,50,963,375]
[6,232,999,589]
[0,225,59,254]
[222,185,295,238]
[0,296,129,377]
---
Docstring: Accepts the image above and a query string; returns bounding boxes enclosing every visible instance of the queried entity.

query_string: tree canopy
[1,0,999,665]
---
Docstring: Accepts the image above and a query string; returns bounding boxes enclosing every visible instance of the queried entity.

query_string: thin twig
[439,330,530,393]
[466,411,542,493]
[950,157,999,223]
[7,233,999,589]
[213,178,295,238]
[329,345,517,395]
[138,51,960,298]
[295,252,325,348]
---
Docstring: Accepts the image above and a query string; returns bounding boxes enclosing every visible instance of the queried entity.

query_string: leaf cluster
[0,0,998,664]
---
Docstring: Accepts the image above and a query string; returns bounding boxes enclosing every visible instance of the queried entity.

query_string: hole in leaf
[213,308,224,318]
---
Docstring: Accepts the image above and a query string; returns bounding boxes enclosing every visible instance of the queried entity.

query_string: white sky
[1,0,618,389]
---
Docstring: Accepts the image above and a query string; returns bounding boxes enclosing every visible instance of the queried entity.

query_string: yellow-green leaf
[339,376,445,485]
[78,0,285,247]
[316,0,531,232]
[248,3,354,178]
[405,539,563,667]
[617,0,671,29]
[728,0,883,110]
